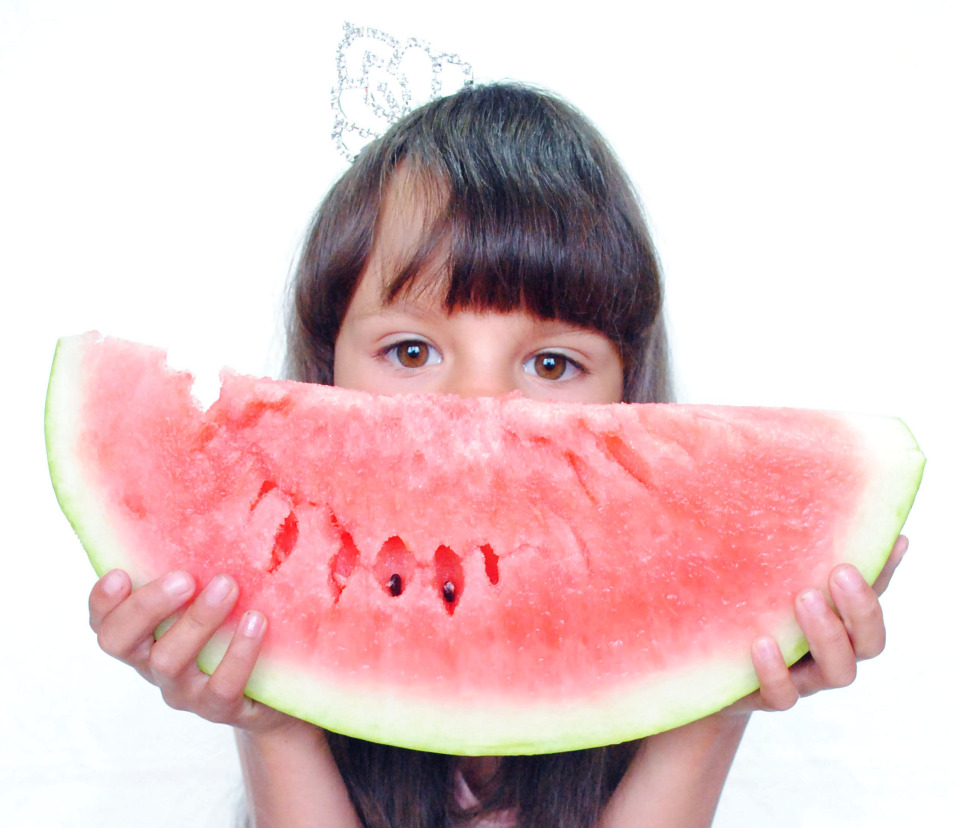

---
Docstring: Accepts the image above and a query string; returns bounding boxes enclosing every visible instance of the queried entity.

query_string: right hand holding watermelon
[89,569,299,734]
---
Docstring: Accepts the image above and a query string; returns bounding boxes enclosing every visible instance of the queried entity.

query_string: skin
[87,189,907,826]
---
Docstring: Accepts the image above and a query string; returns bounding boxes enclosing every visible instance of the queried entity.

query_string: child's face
[333,177,623,404]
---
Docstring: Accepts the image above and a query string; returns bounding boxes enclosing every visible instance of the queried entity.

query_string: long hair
[285,82,671,826]
[328,740,640,828]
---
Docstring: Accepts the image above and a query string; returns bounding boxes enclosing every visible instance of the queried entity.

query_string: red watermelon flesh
[45,333,924,754]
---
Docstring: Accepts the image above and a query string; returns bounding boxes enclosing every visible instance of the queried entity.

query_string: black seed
[387,573,402,596]
[442,581,456,603]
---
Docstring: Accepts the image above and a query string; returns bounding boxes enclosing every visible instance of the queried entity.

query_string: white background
[2,1,957,825]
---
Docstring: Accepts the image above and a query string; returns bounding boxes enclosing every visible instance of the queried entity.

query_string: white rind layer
[46,336,133,578]
[45,334,926,755]
[46,336,164,586]
[834,413,925,586]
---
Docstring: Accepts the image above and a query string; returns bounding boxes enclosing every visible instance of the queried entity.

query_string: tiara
[331,22,474,160]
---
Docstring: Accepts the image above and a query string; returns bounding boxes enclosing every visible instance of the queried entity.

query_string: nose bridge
[446,360,516,399]
[437,312,522,399]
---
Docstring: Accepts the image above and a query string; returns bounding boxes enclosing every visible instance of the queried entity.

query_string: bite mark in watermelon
[45,333,925,755]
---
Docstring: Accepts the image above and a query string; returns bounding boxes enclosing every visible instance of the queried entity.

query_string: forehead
[356,164,460,318]
[373,166,444,263]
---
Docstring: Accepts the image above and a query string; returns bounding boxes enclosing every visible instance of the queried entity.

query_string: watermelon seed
[376,537,414,597]
[433,545,464,615]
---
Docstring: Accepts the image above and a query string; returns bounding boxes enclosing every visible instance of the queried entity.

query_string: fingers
[740,537,905,716]
[89,569,132,629]
[92,570,197,673]
[795,588,857,689]
[751,637,799,711]
[146,575,265,724]
[87,569,287,731]
[201,611,268,724]
[748,558,893,713]
[151,588,270,726]
[750,591,857,712]
[791,555,892,691]
[148,574,238,679]
[829,565,885,659]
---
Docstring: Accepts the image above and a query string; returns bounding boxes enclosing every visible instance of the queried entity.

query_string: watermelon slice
[45,333,924,755]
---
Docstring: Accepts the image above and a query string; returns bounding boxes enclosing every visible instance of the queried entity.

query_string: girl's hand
[89,568,300,734]
[600,535,909,827]
[90,569,363,826]
[738,533,908,713]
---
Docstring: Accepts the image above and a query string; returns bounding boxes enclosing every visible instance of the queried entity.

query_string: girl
[88,82,904,827]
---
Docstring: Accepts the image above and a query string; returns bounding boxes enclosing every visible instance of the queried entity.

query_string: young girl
[88,82,905,827]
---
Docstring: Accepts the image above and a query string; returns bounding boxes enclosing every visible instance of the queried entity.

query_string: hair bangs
[382,155,660,368]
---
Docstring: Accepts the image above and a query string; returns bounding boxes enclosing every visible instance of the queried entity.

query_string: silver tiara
[331,22,474,160]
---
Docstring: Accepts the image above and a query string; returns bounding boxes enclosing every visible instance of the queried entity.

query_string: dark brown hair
[285,82,670,827]
[287,81,671,403]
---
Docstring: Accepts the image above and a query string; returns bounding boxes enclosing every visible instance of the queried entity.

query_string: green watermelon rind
[45,334,926,755]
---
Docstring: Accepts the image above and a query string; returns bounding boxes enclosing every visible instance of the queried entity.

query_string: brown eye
[533,353,568,380]
[386,339,439,369]
[397,342,426,367]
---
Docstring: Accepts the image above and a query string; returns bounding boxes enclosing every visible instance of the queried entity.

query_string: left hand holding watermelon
[598,535,907,827]
[744,534,906,713]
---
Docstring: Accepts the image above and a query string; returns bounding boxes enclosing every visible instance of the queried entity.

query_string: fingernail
[834,565,862,593]
[163,571,193,596]
[755,636,780,662]
[799,589,828,613]
[204,574,233,605]
[240,611,265,638]
[101,570,124,596]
